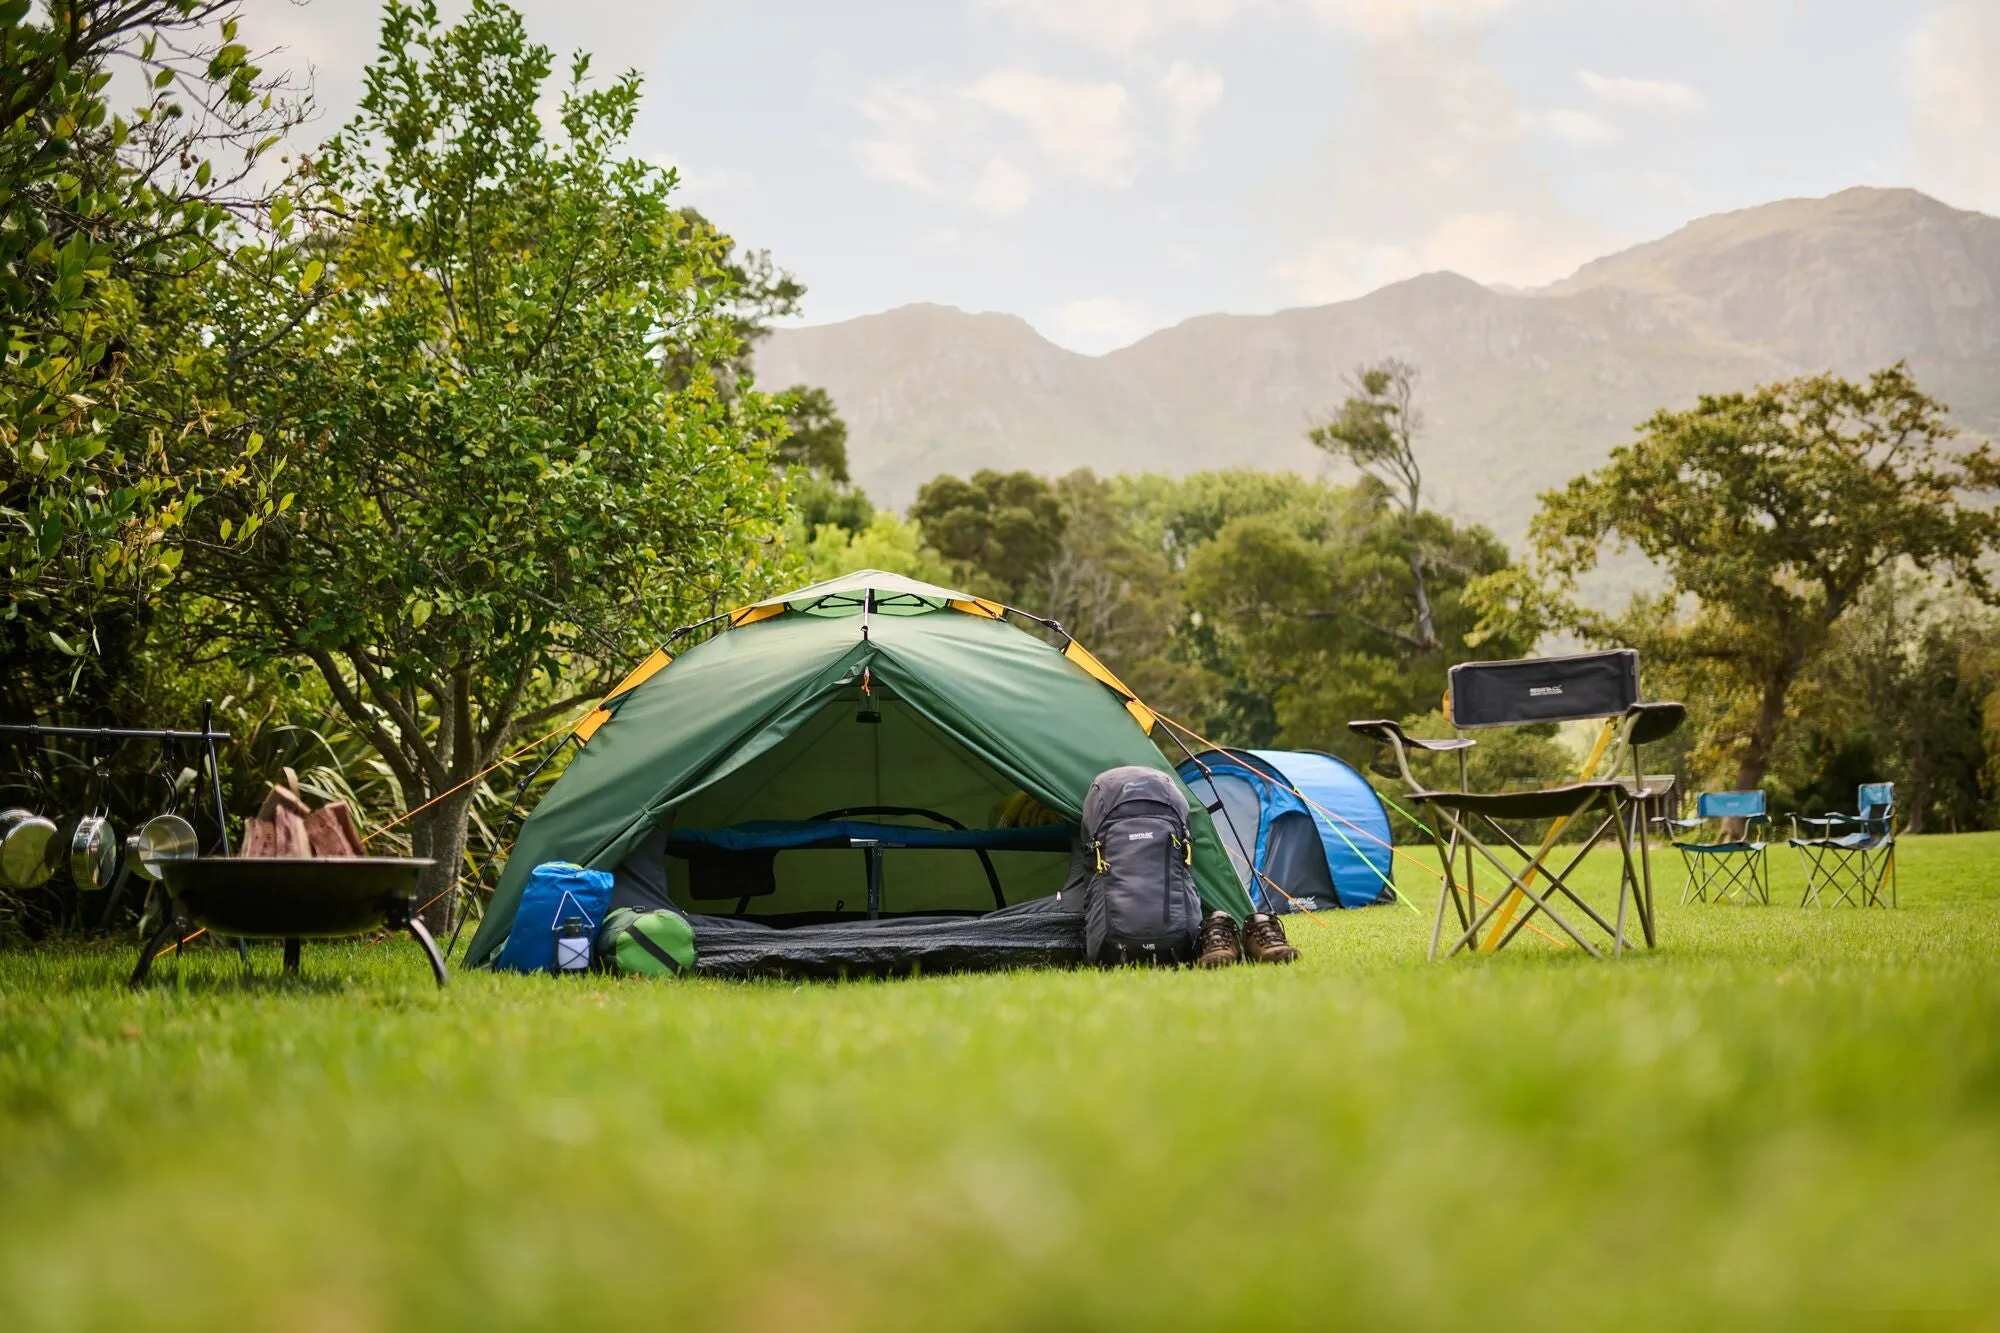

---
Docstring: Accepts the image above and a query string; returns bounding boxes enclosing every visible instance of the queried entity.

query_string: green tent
[465,570,1251,968]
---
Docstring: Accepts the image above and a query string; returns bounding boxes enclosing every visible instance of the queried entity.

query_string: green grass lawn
[3,834,1999,1331]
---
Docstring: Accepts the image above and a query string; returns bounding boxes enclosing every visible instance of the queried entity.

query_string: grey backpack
[1071,766,1203,966]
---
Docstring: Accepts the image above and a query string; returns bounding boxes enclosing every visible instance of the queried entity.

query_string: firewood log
[270,802,310,858]
[256,782,310,824]
[305,802,365,857]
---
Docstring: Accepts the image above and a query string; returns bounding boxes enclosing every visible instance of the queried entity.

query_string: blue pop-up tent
[1175,749,1394,913]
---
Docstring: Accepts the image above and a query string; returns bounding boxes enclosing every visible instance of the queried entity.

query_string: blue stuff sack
[493,862,615,973]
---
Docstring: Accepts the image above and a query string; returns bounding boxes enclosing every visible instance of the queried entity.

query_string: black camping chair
[1351,650,1684,959]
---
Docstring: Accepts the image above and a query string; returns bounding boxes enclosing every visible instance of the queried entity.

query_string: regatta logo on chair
[1529,686,1564,697]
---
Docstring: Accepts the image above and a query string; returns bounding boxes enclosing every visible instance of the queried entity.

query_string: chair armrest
[1348,719,1468,795]
[1651,817,1702,830]
[1347,719,1474,753]
[1623,701,1686,747]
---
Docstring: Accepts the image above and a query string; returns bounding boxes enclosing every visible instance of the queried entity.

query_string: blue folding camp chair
[1789,782,1896,909]
[1656,791,1769,905]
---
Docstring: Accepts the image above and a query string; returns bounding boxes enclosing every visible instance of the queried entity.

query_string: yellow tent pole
[1477,716,1619,952]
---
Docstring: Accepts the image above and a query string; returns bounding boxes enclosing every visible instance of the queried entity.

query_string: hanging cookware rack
[0,701,233,858]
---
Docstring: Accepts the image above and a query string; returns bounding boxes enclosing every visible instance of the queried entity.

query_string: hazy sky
[255,0,1999,352]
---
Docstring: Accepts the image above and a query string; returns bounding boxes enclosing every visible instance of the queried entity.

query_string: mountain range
[756,187,2000,546]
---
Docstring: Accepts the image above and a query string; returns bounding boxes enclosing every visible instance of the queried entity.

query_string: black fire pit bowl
[133,857,448,988]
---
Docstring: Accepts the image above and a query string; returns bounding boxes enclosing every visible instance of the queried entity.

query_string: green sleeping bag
[599,907,696,977]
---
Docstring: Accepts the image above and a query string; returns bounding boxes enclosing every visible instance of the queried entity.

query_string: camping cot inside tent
[1176,749,1395,913]
[465,570,1253,975]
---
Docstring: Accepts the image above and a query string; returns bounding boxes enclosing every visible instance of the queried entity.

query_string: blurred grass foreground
[3,833,1998,1331]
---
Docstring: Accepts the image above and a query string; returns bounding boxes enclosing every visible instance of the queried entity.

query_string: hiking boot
[1241,912,1299,964]
[1194,911,1241,967]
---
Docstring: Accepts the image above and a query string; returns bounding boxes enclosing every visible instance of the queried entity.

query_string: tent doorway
[658,680,1069,919]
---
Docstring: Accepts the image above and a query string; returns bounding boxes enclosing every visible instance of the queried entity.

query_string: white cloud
[1158,61,1226,166]
[1576,70,1709,119]
[967,70,1140,185]
[649,154,749,203]
[979,0,1247,53]
[1271,28,1612,303]
[250,1,701,150]
[1040,297,1159,354]
[1905,0,2000,213]
[1310,0,1517,42]
[1524,107,1620,145]
[969,157,1038,214]
[982,0,1516,52]
[854,82,943,194]
[852,67,1158,215]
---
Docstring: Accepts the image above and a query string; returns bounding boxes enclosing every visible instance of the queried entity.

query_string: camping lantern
[555,916,592,972]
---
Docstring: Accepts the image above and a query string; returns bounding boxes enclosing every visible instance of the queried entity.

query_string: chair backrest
[1857,782,1894,816]
[1448,650,1639,729]
[1857,782,1895,837]
[1696,790,1765,821]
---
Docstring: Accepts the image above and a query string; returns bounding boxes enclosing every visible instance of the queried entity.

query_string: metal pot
[126,813,198,882]
[69,813,119,891]
[0,807,58,890]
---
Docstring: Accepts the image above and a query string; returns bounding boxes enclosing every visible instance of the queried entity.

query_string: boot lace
[1244,915,1289,952]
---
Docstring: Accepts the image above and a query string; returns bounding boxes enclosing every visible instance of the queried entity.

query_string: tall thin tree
[1308,359,1438,651]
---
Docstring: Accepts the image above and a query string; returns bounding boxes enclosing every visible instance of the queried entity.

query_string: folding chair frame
[1656,792,1770,906]
[1677,842,1770,906]
[1792,834,1896,909]
[1790,786,1897,910]
[1421,787,1651,959]
[1354,701,1682,961]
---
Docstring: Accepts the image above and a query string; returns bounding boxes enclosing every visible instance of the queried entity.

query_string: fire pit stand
[134,856,448,988]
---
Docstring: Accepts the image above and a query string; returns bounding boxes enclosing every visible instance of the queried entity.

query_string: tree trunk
[1727,663,1801,837]
[1407,546,1437,652]
[407,788,476,934]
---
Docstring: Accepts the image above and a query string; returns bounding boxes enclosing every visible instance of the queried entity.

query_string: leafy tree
[1039,470,1176,666]
[910,469,1065,604]
[1308,358,1438,650]
[676,207,803,394]
[1781,577,2000,832]
[774,384,849,481]
[801,512,953,586]
[0,0,304,720]
[1515,365,2000,793]
[1181,479,1519,752]
[775,383,871,534]
[186,1,788,921]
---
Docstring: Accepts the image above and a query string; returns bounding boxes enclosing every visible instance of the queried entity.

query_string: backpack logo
[1127,831,1155,840]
